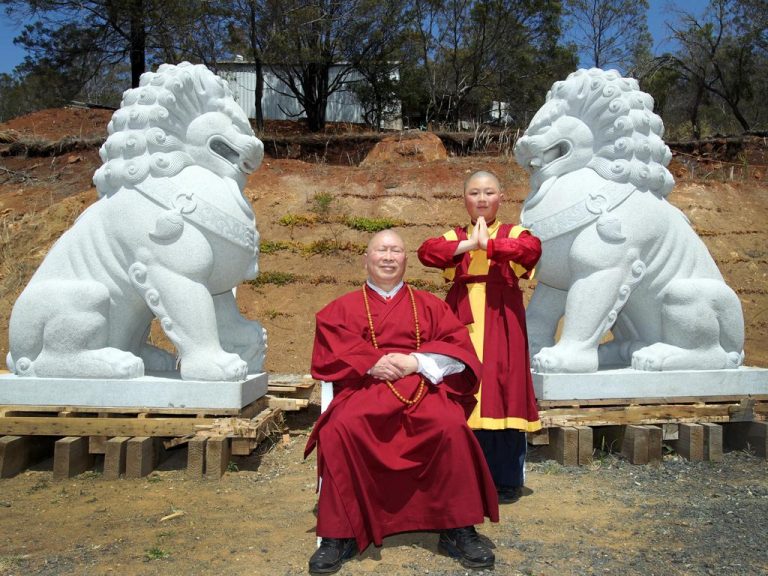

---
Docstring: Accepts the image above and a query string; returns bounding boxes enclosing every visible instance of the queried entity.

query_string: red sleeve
[310,297,383,384]
[417,236,461,269]
[486,230,541,274]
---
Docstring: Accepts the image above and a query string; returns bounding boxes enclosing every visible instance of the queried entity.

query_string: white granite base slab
[533,366,768,401]
[0,372,268,409]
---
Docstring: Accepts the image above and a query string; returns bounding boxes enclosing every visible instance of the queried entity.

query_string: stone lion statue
[514,68,744,373]
[7,62,267,381]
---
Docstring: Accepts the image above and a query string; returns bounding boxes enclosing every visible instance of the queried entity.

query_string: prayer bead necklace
[362,284,425,406]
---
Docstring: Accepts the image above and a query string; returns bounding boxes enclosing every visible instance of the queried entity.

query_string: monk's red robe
[418,221,542,431]
[305,284,499,552]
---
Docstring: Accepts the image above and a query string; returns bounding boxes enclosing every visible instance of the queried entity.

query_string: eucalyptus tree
[564,0,651,72]
[0,0,223,92]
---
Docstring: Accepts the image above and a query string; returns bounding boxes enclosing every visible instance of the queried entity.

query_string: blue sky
[0,0,705,76]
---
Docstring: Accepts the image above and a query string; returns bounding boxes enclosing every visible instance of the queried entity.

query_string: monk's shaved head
[366,229,405,253]
[464,170,502,193]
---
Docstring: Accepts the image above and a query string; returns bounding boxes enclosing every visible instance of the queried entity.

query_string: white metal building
[218,58,402,129]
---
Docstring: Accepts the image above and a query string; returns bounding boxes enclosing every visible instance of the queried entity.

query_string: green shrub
[248,271,300,286]
[344,216,405,232]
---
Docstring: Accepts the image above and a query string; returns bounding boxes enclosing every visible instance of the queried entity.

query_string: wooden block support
[103,437,130,480]
[544,426,578,466]
[187,436,207,478]
[205,436,231,479]
[53,436,94,480]
[0,436,54,478]
[724,421,768,458]
[643,425,663,465]
[89,436,107,455]
[673,423,704,461]
[575,426,593,466]
[126,437,157,478]
[701,423,723,462]
[231,437,253,456]
[622,425,650,465]
[527,428,550,446]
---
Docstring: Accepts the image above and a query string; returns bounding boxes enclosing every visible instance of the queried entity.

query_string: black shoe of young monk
[498,485,523,504]
[438,526,495,569]
[308,537,356,574]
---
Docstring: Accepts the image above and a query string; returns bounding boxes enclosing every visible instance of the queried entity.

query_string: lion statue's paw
[631,343,731,371]
[180,351,248,382]
[533,345,598,373]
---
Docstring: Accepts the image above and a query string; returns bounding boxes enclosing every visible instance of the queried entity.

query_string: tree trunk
[129,0,146,88]
[254,60,264,132]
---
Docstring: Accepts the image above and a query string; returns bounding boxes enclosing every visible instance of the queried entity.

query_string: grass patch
[344,216,405,232]
[260,240,292,254]
[249,271,301,286]
[144,547,170,561]
[278,213,316,227]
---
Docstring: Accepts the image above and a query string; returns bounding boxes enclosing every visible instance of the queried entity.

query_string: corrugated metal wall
[219,63,401,129]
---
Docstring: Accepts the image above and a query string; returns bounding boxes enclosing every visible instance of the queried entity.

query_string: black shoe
[498,485,523,504]
[438,526,495,569]
[308,537,356,574]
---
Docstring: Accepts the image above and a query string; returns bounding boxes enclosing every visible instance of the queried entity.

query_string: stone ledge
[0,372,268,410]
[533,366,768,401]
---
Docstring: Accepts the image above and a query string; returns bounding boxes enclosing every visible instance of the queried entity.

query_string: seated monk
[305,229,499,574]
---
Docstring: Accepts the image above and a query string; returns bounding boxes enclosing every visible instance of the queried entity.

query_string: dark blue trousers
[473,429,526,489]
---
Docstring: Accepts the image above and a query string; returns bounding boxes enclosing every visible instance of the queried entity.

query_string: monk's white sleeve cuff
[412,352,465,385]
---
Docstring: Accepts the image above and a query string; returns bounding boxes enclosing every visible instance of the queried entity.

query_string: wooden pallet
[0,376,317,479]
[531,395,768,466]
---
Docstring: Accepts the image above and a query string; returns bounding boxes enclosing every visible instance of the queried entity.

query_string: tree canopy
[0,0,765,136]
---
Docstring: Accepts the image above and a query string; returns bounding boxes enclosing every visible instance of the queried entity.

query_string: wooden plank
[575,426,593,466]
[205,436,231,479]
[239,396,270,420]
[0,404,242,416]
[539,402,745,428]
[544,427,578,466]
[527,428,550,446]
[266,396,309,411]
[187,436,207,478]
[643,425,663,465]
[538,394,768,408]
[724,421,768,458]
[53,437,93,480]
[621,425,650,465]
[673,423,704,461]
[0,416,212,437]
[103,437,130,480]
[0,435,54,478]
[701,423,723,462]
[126,437,157,478]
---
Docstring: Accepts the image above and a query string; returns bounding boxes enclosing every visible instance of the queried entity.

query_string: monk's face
[364,231,407,291]
[464,174,502,222]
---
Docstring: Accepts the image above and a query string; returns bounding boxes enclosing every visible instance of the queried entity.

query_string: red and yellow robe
[305,284,498,552]
[418,220,542,432]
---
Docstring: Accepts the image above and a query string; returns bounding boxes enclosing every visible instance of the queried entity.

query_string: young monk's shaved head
[464,170,502,193]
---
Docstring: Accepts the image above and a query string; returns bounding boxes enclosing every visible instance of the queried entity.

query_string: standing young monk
[418,170,542,503]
